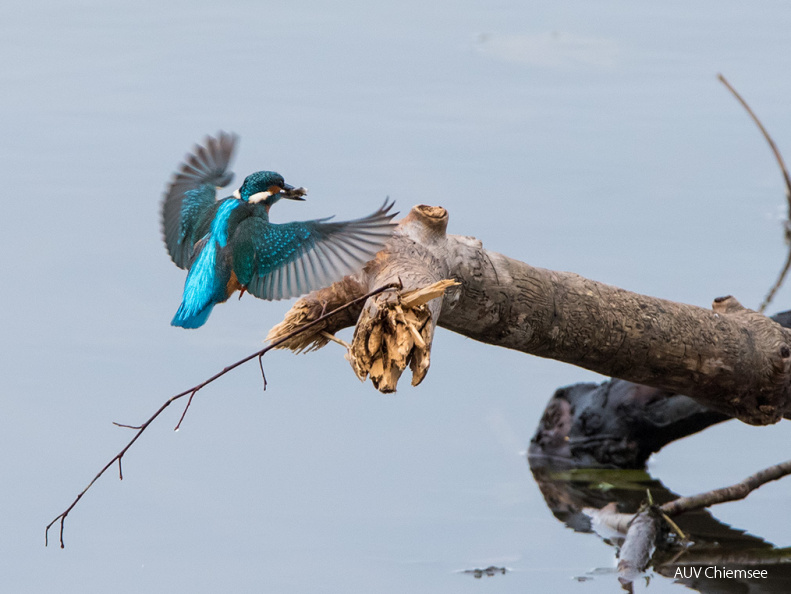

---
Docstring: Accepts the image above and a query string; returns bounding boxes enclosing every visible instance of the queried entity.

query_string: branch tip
[258,354,267,392]
[47,282,400,547]
[113,422,143,430]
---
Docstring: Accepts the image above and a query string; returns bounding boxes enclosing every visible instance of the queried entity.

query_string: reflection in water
[529,461,791,592]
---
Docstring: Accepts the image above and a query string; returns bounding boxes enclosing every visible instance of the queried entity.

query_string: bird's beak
[281,183,307,201]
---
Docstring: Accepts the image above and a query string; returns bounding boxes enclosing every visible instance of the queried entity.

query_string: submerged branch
[585,457,791,582]
[660,458,791,517]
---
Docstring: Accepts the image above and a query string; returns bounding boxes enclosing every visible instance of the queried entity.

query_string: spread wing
[161,132,238,269]
[230,200,398,300]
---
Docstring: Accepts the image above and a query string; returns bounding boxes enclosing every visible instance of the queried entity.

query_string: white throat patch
[232,188,272,203]
[247,190,273,204]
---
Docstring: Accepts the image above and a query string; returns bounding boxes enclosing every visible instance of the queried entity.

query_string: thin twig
[174,389,197,432]
[718,74,791,312]
[719,74,791,195]
[45,282,400,548]
[258,354,267,392]
[112,422,143,430]
[760,246,791,314]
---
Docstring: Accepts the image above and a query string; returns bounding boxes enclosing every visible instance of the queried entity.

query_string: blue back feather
[171,199,240,327]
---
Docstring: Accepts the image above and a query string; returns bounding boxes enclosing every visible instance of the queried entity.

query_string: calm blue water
[3,1,791,592]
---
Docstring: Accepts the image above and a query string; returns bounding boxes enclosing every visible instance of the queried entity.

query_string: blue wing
[230,200,398,300]
[161,132,238,269]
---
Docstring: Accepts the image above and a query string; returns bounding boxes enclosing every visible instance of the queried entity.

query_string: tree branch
[270,205,791,425]
[45,282,400,549]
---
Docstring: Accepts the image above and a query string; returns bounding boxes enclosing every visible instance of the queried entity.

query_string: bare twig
[718,74,791,312]
[660,457,791,517]
[174,389,197,431]
[719,74,791,195]
[257,354,267,392]
[45,282,401,548]
[761,248,791,314]
[112,422,143,430]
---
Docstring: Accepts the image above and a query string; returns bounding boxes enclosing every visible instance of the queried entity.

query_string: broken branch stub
[344,206,457,391]
[349,279,459,392]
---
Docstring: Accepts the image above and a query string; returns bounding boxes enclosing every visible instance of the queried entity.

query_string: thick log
[528,312,791,468]
[269,205,791,425]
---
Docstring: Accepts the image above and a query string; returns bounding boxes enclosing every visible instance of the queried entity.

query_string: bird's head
[233,170,307,208]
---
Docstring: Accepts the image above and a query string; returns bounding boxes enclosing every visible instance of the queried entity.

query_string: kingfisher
[161,132,398,328]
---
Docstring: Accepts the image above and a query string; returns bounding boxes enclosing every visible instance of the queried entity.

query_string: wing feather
[230,199,398,300]
[161,132,238,269]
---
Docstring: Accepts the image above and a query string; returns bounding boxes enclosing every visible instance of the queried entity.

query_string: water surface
[3,1,791,591]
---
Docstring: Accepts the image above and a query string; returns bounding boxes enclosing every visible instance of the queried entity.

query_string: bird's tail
[171,301,215,328]
[171,237,223,329]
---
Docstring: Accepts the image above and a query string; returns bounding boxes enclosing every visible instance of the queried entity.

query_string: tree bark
[268,205,791,425]
[527,311,791,469]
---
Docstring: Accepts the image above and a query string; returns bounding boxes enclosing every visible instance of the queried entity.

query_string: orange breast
[226,271,243,297]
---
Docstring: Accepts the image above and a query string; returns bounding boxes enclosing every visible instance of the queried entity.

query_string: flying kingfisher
[161,132,398,328]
